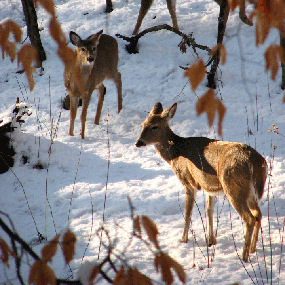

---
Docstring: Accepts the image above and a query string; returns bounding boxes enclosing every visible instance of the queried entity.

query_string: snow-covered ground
[0,0,284,284]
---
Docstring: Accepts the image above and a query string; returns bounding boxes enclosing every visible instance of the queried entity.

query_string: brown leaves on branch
[113,267,152,285]
[29,229,76,284]
[184,53,226,136]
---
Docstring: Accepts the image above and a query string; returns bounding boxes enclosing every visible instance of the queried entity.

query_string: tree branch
[116,24,210,54]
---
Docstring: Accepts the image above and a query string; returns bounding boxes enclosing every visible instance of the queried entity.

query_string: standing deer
[64,30,122,139]
[132,0,253,35]
[135,102,267,262]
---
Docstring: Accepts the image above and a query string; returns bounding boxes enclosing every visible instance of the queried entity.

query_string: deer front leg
[94,84,106,125]
[133,0,154,35]
[166,0,179,30]
[206,195,217,246]
[80,96,91,139]
[181,188,195,243]
[69,96,78,136]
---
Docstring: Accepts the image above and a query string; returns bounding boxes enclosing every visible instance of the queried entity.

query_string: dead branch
[116,24,210,54]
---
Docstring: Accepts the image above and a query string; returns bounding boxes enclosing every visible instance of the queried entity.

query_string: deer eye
[92,46,96,51]
[151,125,158,131]
[80,47,86,52]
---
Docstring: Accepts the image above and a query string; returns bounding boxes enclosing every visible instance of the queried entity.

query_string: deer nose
[135,140,145,147]
[87,57,94,62]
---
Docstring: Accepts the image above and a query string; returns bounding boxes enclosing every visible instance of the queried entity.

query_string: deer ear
[69,31,81,46]
[87,30,103,44]
[162,102,177,120]
[150,102,163,115]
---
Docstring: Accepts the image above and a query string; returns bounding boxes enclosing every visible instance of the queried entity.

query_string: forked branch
[116,24,210,54]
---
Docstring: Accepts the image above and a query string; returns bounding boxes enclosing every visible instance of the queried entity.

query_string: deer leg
[69,96,78,136]
[133,0,154,35]
[181,188,196,243]
[94,84,106,125]
[114,71,123,114]
[80,96,91,139]
[207,0,229,89]
[248,198,262,254]
[206,195,217,246]
[166,0,179,30]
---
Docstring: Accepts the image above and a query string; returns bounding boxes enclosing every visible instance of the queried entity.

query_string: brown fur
[136,102,267,262]
[64,30,122,139]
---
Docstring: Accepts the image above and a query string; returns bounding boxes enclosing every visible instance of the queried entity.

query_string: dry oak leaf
[61,229,76,265]
[265,44,285,80]
[34,0,56,17]
[141,215,160,249]
[133,215,142,236]
[184,59,206,92]
[154,252,186,285]
[0,239,13,268]
[127,267,153,285]
[49,17,67,47]
[196,89,226,136]
[41,234,60,263]
[210,44,227,65]
[29,260,56,285]
[113,267,128,285]
[89,265,100,285]
[17,44,39,91]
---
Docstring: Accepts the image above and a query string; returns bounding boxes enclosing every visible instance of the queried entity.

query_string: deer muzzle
[135,140,146,147]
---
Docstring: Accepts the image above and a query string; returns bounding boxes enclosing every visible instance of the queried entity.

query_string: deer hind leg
[166,0,179,30]
[114,71,122,114]
[69,96,79,136]
[206,195,217,246]
[181,188,196,243]
[80,96,91,139]
[248,195,262,254]
[94,84,106,125]
[133,0,154,35]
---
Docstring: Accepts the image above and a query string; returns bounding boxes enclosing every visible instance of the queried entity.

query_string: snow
[0,0,284,284]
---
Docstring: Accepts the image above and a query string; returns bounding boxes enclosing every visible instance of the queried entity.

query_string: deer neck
[154,128,179,163]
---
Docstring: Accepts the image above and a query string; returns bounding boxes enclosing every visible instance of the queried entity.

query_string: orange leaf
[210,44,227,65]
[265,44,281,80]
[127,267,153,285]
[228,0,238,11]
[217,99,226,136]
[61,229,76,265]
[35,0,56,16]
[41,234,60,263]
[133,216,141,235]
[89,265,100,285]
[255,13,271,45]
[0,239,11,267]
[113,267,127,285]
[154,253,173,285]
[29,260,56,285]
[49,17,66,47]
[141,216,160,249]
[196,89,217,128]
[257,0,271,20]
[184,59,206,91]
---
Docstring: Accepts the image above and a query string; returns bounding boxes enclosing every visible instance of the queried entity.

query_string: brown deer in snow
[135,102,267,262]
[64,30,122,139]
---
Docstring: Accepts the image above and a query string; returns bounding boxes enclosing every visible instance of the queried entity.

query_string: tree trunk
[21,0,46,64]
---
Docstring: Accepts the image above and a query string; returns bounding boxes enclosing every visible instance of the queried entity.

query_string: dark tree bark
[21,0,46,64]
[280,35,285,90]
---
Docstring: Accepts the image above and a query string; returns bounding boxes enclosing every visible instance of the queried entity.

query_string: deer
[135,102,267,262]
[132,0,253,35]
[64,30,122,139]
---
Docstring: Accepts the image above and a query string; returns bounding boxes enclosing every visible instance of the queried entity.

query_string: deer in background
[136,102,267,262]
[64,30,122,139]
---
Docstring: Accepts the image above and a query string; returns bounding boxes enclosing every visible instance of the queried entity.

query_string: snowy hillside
[0,0,284,284]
